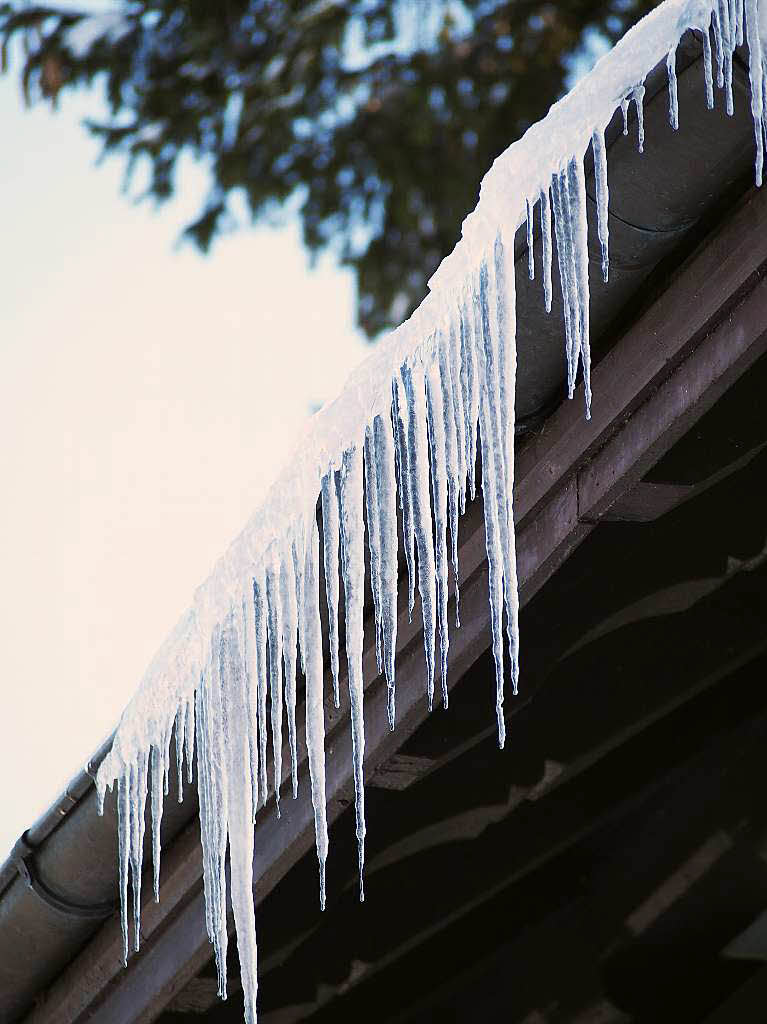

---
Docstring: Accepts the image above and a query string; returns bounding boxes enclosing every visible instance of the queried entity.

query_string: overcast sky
[0,77,367,858]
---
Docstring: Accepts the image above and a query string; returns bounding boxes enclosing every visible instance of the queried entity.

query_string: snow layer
[95,2,767,1021]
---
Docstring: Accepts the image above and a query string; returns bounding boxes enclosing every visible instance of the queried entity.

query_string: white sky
[0,80,367,858]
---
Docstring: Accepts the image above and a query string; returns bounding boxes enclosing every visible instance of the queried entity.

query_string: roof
[2,10,767,1024]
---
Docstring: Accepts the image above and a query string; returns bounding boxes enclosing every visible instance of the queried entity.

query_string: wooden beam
[515,186,767,528]
[26,184,767,1024]
[578,276,767,522]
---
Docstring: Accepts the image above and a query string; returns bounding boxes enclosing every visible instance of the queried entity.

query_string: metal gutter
[0,735,113,902]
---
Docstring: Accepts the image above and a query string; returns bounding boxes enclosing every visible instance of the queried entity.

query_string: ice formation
[95,2,767,1020]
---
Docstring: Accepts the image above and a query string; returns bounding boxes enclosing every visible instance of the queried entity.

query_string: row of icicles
[99,6,767,1022]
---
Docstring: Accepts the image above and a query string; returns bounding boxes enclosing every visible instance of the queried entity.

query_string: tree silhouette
[0,0,655,337]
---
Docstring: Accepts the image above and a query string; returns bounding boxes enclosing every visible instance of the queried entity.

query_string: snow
[93,1,767,1020]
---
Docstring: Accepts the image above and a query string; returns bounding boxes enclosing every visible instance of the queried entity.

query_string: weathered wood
[369,755,438,791]
[578,278,767,521]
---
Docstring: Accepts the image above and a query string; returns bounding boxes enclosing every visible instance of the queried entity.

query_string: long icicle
[745,0,764,186]
[473,264,506,748]
[540,186,553,313]
[220,616,258,1024]
[320,470,342,709]
[426,355,450,708]
[184,694,195,787]
[150,743,164,902]
[401,360,437,710]
[265,559,284,818]
[702,23,715,109]
[392,374,416,620]
[568,153,593,418]
[633,84,646,152]
[461,288,480,502]
[439,334,461,628]
[130,751,148,953]
[374,411,399,728]
[447,307,467,516]
[241,588,260,817]
[174,701,186,802]
[592,127,610,283]
[253,570,269,809]
[280,546,299,799]
[363,425,384,675]
[491,233,520,697]
[551,167,580,397]
[339,444,366,901]
[303,520,329,910]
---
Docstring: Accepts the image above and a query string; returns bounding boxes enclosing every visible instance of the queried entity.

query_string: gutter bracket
[11,832,118,920]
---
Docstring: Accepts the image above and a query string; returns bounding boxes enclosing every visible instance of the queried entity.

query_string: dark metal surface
[10,833,117,920]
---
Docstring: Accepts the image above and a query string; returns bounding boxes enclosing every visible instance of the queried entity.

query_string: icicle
[150,744,164,901]
[540,187,553,314]
[184,695,195,786]
[472,266,506,747]
[426,356,450,708]
[667,47,679,130]
[374,412,398,728]
[174,703,186,801]
[718,0,734,116]
[568,154,592,418]
[439,336,461,628]
[702,25,715,109]
[292,534,307,680]
[712,2,725,88]
[363,426,383,675]
[492,234,520,697]
[632,84,646,153]
[195,683,214,947]
[304,520,329,909]
[401,360,437,710]
[392,375,416,620]
[265,560,284,817]
[745,0,764,186]
[592,128,610,283]
[621,95,630,134]
[339,445,366,901]
[130,752,149,953]
[197,668,228,987]
[241,590,259,817]
[117,769,130,965]
[280,548,299,799]
[525,196,535,280]
[447,309,467,519]
[320,470,342,708]
[460,290,480,501]
[736,0,744,46]
[551,167,581,398]
[253,572,269,808]
[220,619,258,1024]
[207,627,231,996]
